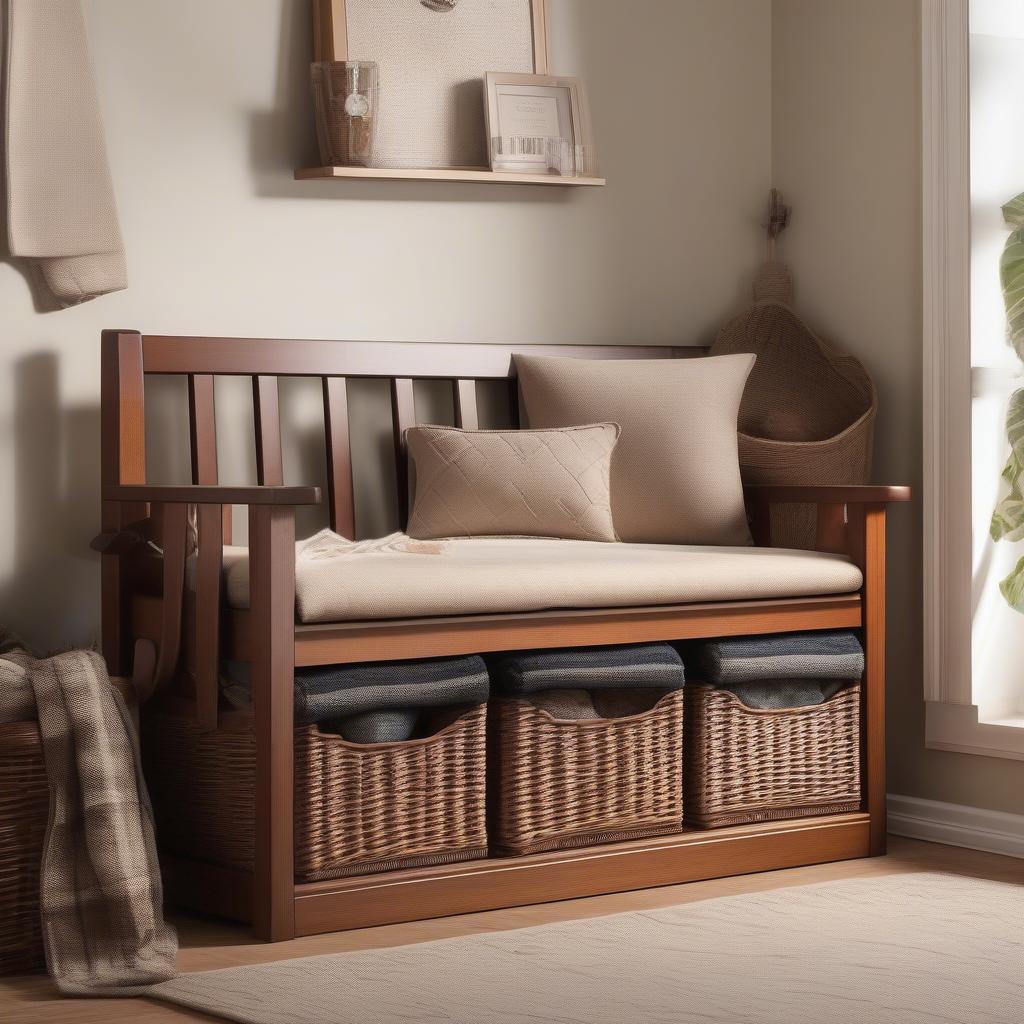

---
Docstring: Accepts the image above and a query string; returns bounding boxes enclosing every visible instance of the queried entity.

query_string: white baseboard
[887,794,1024,859]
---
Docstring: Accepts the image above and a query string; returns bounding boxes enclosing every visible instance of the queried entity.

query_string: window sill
[926,701,1024,761]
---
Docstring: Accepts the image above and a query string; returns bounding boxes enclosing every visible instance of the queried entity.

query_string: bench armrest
[744,485,910,555]
[744,485,911,504]
[103,484,321,506]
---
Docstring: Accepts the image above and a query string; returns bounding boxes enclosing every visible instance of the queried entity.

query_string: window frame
[922,0,1024,760]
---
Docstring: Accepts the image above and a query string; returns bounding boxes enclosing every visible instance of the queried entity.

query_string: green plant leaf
[991,194,1024,615]
[1002,194,1024,362]
[1003,192,1024,228]
[1000,555,1024,612]
[991,391,1024,542]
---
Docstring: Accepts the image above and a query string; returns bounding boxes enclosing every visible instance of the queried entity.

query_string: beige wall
[772,0,1024,815]
[6,0,1018,816]
[0,0,771,650]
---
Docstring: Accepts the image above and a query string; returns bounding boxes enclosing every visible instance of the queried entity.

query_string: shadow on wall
[0,354,101,652]
[245,0,565,206]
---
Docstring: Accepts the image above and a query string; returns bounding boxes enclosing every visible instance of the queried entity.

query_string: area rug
[149,872,1022,1024]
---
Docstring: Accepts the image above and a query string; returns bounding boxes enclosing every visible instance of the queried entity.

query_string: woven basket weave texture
[0,722,48,975]
[684,683,861,828]
[491,691,684,856]
[145,704,488,882]
[712,288,877,547]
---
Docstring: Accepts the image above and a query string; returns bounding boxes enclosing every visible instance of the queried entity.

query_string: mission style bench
[97,329,910,942]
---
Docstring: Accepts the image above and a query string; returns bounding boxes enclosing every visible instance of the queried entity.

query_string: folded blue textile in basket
[719,679,850,710]
[222,655,489,723]
[488,644,685,696]
[689,631,863,685]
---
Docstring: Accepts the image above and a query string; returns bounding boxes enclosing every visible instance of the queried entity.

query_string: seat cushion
[223,531,863,625]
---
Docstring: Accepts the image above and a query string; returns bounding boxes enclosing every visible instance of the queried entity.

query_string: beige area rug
[150,873,1023,1024]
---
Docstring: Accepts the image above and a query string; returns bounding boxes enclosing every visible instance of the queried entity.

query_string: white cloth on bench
[221,531,862,625]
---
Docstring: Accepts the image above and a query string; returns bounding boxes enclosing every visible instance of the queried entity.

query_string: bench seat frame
[99,330,910,941]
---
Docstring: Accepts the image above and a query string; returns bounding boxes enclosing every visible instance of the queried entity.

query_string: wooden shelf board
[294,165,606,187]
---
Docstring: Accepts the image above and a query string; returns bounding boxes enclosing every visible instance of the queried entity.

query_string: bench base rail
[161,811,872,936]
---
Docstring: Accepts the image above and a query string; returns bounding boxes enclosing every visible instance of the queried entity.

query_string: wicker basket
[684,683,861,828]
[144,703,489,882]
[712,282,877,548]
[490,691,684,856]
[0,721,48,976]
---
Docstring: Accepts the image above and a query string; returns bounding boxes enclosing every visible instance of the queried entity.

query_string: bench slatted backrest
[322,377,355,538]
[106,333,687,537]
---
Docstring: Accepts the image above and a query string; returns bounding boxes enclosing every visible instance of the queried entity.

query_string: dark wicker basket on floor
[684,683,861,828]
[0,721,48,976]
[144,703,489,882]
[490,691,684,856]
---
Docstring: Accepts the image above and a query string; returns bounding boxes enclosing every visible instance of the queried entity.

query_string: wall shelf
[294,165,606,187]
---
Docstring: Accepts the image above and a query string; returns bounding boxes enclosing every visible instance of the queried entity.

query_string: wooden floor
[3,836,1021,1023]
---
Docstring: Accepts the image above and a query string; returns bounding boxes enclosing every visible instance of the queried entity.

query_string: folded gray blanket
[489,644,684,696]
[689,631,864,685]
[223,655,489,722]
[717,679,849,710]
[329,708,420,743]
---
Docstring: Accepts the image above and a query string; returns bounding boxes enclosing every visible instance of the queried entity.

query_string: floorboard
[2,837,1020,1023]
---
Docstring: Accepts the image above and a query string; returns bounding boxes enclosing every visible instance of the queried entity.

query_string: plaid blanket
[0,632,176,994]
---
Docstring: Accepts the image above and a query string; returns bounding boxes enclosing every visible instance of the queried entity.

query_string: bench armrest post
[847,503,888,855]
[248,503,297,941]
[744,483,905,856]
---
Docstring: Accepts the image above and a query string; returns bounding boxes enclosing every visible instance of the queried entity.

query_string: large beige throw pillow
[405,423,620,542]
[514,354,755,545]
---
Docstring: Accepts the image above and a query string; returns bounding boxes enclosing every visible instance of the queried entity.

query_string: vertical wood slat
[453,379,479,430]
[187,374,222,731]
[747,497,772,548]
[100,330,146,675]
[814,503,848,555]
[322,377,356,539]
[508,379,522,428]
[152,502,189,695]
[249,504,296,941]
[188,373,232,543]
[391,378,416,528]
[253,376,284,486]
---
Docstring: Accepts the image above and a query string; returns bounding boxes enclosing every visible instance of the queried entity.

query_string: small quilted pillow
[405,423,620,542]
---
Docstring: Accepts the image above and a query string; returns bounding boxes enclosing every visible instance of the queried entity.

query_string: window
[923,0,1024,759]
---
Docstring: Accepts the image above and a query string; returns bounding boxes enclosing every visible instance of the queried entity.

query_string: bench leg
[249,505,296,941]
[850,503,888,856]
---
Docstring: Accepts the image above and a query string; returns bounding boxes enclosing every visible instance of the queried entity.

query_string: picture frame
[484,72,595,176]
[311,0,550,170]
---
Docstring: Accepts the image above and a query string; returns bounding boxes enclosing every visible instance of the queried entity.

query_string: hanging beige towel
[3,0,126,305]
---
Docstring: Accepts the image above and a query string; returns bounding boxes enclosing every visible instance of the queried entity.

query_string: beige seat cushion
[514,353,756,547]
[222,532,862,624]
[406,423,620,542]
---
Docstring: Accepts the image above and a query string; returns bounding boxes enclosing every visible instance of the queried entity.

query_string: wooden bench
[97,329,910,942]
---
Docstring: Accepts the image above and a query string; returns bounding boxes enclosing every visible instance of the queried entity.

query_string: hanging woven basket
[713,291,877,487]
[711,195,877,546]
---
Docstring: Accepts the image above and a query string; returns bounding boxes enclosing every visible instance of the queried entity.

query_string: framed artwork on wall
[484,72,594,176]
[312,0,550,170]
